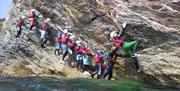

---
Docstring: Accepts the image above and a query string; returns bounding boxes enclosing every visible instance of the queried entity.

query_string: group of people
[90,22,141,79]
[53,30,93,73]
[16,9,51,48]
[16,8,141,80]
[16,9,36,38]
[16,8,93,74]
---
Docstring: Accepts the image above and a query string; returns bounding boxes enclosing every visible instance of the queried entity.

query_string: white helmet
[39,15,43,18]
[122,22,127,29]
[21,16,25,19]
[70,35,75,39]
[63,29,68,34]
[110,31,117,39]
[45,18,51,23]
[76,40,81,44]
[31,9,36,12]
[68,33,72,36]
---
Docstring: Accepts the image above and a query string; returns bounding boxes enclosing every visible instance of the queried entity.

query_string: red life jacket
[68,39,75,47]
[84,48,90,55]
[61,34,67,43]
[41,23,48,30]
[113,37,125,45]
[28,11,36,18]
[17,18,24,27]
[58,37,62,43]
[76,46,83,53]
[95,54,101,63]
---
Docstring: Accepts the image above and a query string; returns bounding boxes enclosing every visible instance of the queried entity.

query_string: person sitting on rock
[60,29,69,64]
[75,41,84,72]
[110,22,141,72]
[40,18,51,48]
[91,50,105,79]
[27,9,37,31]
[16,16,26,38]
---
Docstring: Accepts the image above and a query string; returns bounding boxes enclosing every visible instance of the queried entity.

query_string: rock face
[0,0,180,88]
[0,18,5,30]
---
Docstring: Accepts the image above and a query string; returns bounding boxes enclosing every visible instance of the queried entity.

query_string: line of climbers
[16,9,39,38]
[16,9,142,80]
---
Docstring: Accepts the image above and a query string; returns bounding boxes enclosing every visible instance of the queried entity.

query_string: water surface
[0,77,179,91]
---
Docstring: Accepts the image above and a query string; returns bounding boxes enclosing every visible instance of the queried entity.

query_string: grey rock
[0,0,180,88]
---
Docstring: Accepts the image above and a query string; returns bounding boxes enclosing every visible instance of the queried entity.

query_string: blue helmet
[57,31,62,38]
[96,50,104,54]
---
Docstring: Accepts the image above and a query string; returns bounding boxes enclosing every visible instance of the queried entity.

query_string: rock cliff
[0,0,180,88]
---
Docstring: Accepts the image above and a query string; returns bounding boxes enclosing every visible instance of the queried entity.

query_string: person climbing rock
[100,46,119,80]
[82,46,91,73]
[75,40,84,72]
[68,35,76,53]
[40,18,51,48]
[54,37,61,55]
[101,57,113,80]
[56,30,63,53]
[27,9,37,31]
[60,29,69,64]
[101,47,119,80]
[122,40,140,71]
[110,22,141,72]
[91,50,104,79]
[68,34,76,67]
[16,16,25,38]
[108,45,119,66]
